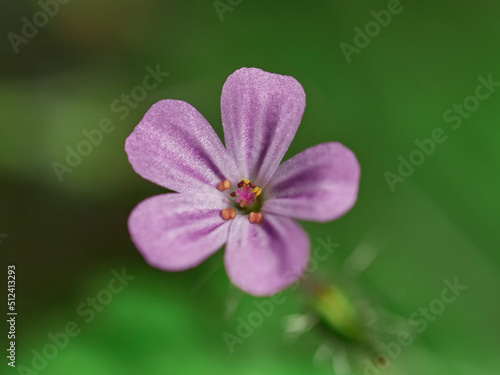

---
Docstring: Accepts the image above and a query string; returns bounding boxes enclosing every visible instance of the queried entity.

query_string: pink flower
[125,68,360,296]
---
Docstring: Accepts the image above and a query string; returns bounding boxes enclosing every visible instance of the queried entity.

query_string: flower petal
[225,214,310,296]
[221,68,306,186]
[262,142,360,222]
[125,99,239,193]
[128,193,230,271]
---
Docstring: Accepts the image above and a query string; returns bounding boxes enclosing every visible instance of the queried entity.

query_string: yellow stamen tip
[251,187,262,196]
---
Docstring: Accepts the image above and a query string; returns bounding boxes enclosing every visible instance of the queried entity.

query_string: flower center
[232,179,262,208]
[217,179,263,223]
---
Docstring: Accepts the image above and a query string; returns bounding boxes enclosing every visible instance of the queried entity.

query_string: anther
[237,180,244,188]
[248,212,263,224]
[252,187,262,196]
[221,208,236,220]
[230,191,236,197]
[249,182,256,188]
[217,180,230,191]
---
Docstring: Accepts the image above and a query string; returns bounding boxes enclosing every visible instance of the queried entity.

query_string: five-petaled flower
[125,68,360,296]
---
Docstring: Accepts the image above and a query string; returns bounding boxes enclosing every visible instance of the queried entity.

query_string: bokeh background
[2,0,500,374]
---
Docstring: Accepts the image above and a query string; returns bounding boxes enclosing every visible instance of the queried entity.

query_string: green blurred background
[2,0,500,374]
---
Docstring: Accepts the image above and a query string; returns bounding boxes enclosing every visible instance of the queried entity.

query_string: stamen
[217,179,230,191]
[248,212,263,224]
[251,187,262,196]
[230,191,236,197]
[237,180,244,188]
[221,208,236,220]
